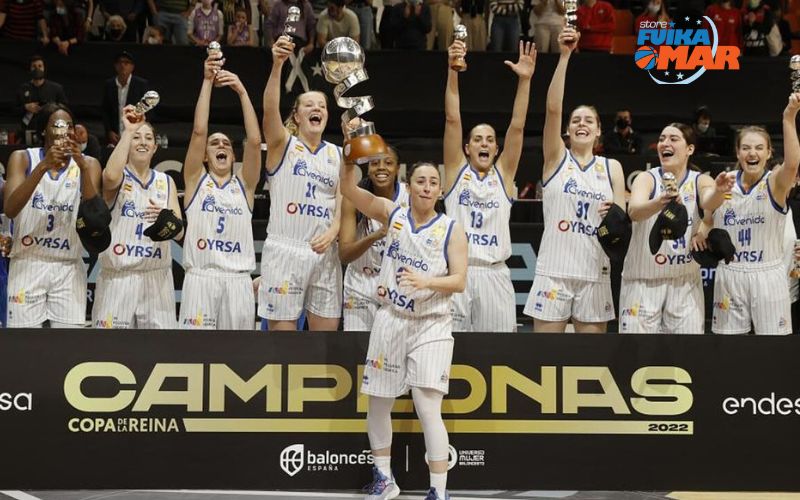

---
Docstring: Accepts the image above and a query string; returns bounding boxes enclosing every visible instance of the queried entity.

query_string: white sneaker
[363,466,400,500]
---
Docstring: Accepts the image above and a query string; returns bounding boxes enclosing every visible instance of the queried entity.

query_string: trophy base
[450,61,467,72]
[344,133,389,165]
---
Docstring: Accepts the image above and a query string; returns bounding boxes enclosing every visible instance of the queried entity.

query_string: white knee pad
[412,387,449,462]
[367,396,394,450]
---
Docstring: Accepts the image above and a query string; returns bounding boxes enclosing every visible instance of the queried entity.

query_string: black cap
[76,196,111,254]
[597,204,632,260]
[691,228,736,268]
[115,50,135,64]
[649,199,689,255]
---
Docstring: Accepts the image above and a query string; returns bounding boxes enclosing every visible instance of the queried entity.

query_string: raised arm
[443,40,466,192]
[263,35,294,173]
[627,169,670,222]
[542,28,578,181]
[219,71,263,202]
[497,40,536,187]
[770,92,800,202]
[103,105,141,203]
[698,171,735,215]
[340,160,394,225]
[183,56,221,206]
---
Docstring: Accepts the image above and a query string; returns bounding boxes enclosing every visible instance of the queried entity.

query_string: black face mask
[616,118,629,129]
[30,68,45,79]
[109,28,124,37]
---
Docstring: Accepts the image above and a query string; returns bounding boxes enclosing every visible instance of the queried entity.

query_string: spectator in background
[634,0,669,36]
[101,50,148,145]
[489,0,522,51]
[459,0,486,50]
[692,106,716,138]
[72,0,93,35]
[530,0,564,52]
[389,0,431,49]
[602,109,643,154]
[16,55,68,139]
[705,0,742,50]
[316,0,359,47]
[219,0,250,32]
[103,13,128,40]
[348,0,376,49]
[378,0,399,48]
[426,0,453,50]
[691,105,731,156]
[148,0,191,44]
[576,0,615,52]
[742,0,772,56]
[142,23,164,42]
[75,123,102,160]
[773,4,791,55]
[47,0,85,53]
[98,0,144,41]
[0,0,48,42]
[267,0,315,53]
[227,6,255,45]
[188,0,223,46]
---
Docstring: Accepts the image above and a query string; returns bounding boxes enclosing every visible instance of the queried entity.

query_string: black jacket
[101,74,149,136]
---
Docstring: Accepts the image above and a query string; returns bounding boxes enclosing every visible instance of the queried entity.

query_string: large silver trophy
[451,24,468,72]
[563,0,578,28]
[321,37,388,164]
[791,55,800,92]
[132,91,160,122]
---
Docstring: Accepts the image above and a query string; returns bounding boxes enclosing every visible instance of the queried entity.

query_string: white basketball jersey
[623,167,701,280]
[184,173,255,273]
[10,147,82,261]
[349,182,409,277]
[377,207,455,318]
[714,170,787,271]
[266,136,341,242]
[444,164,513,266]
[535,151,614,282]
[99,168,171,272]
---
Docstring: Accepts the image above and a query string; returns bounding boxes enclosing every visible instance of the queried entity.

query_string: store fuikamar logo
[634,16,740,85]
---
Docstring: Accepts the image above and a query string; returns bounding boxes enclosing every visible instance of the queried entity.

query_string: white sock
[373,455,392,479]
[430,471,447,496]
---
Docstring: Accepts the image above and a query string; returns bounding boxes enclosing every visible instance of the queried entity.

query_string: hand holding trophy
[207,40,224,86]
[450,24,468,72]
[321,37,388,164]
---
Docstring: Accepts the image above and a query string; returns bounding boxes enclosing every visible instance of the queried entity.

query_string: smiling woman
[178,52,262,331]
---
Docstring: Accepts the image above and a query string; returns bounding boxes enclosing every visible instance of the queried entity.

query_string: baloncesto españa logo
[634,15,740,84]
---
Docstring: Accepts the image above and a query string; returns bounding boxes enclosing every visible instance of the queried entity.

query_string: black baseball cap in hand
[76,195,112,254]
[648,199,689,255]
[691,228,736,268]
[597,204,632,260]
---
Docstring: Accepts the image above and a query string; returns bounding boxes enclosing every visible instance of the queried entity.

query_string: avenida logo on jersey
[279,443,373,476]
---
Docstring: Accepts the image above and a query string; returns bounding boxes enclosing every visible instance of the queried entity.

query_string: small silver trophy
[207,41,223,84]
[284,5,301,37]
[451,24,468,72]
[791,55,800,92]
[662,171,679,198]
[563,0,578,28]
[132,91,161,122]
[52,119,69,148]
[321,37,387,164]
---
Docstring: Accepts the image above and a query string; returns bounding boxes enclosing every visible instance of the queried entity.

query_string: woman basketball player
[92,107,183,329]
[620,122,735,333]
[4,104,102,327]
[341,157,467,500]
[443,40,536,332]
[339,145,409,331]
[522,27,626,333]
[260,33,342,331]
[179,56,261,330]
[710,93,800,334]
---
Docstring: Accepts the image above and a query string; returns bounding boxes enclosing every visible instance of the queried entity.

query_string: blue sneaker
[424,487,450,500]
[363,466,400,500]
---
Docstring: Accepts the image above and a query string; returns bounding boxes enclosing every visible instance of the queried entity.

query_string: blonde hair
[735,126,774,170]
[284,91,328,136]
